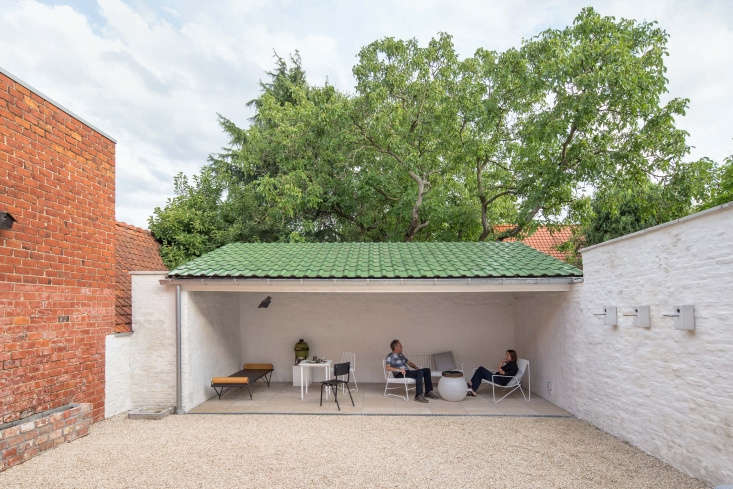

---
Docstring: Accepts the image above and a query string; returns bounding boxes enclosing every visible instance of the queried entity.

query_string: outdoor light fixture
[0,211,15,229]
[258,296,272,309]
[663,305,695,331]
[593,306,617,326]
[624,305,651,328]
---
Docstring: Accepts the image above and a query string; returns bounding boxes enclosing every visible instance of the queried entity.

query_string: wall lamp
[593,306,617,326]
[623,305,651,328]
[663,305,695,331]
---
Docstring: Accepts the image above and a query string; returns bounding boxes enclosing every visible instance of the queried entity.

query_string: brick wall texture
[0,403,92,471]
[0,71,116,423]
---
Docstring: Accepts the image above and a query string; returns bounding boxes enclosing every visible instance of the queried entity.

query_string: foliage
[559,157,721,265]
[149,8,722,269]
[700,155,733,209]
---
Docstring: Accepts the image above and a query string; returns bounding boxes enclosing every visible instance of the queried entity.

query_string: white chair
[339,352,358,392]
[431,351,464,377]
[479,358,531,403]
[411,352,441,379]
[382,359,415,401]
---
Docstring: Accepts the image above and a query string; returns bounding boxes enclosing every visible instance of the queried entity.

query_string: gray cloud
[2,0,731,227]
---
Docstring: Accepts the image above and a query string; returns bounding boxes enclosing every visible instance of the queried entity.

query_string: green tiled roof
[168,242,582,279]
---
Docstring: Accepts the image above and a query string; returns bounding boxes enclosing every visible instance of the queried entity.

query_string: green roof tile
[168,242,582,279]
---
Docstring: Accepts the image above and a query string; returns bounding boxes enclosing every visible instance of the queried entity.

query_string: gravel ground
[0,414,706,489]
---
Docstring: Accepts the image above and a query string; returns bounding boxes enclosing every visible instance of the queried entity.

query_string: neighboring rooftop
[115,222,167,331]
[168,242,582,279]
[494,225,574,261]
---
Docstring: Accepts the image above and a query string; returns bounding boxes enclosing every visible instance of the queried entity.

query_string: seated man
[467,349,519,397]
[385,339,438,402]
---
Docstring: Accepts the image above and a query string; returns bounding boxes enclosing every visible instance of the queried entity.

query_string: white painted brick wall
[516,204,733,486]
[104,333,132,418]
[105,273,176,416]
[239,292,517,383]
[129,273,177,410]
[181,291,242,412]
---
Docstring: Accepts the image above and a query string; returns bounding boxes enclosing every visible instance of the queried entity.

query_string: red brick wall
[0,71,116,423]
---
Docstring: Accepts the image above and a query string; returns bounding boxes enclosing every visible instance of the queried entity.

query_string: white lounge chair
[431,351,464,377]
[479,358,531,403]
[411,352,463,379]
[382,359,415,401]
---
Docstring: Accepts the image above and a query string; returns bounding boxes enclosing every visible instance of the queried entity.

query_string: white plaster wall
[181,291,241,412]
[515,204,733,486]
[239,292,517,383]
[104,333,132,418]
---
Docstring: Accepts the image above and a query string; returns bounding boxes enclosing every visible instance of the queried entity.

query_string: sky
[1,0,732,228]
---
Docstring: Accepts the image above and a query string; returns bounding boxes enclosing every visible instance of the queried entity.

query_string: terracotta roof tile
[114,222,167,331]
[494,225,574,261]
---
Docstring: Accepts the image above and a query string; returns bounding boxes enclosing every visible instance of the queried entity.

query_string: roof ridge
[115,221,152,235]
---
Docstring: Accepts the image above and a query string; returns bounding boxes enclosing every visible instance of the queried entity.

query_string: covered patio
[157,242,582,415]
[105,205,733,486]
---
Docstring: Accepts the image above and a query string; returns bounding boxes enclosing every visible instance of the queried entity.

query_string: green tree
[150,8,716,268]
[489,7,691,240]
[558,157,719,265]
[700,154,733,209]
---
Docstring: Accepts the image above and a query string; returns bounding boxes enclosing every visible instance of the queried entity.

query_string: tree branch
[405,170,429,241]
[560,122,578,168]
[494,204,542,241]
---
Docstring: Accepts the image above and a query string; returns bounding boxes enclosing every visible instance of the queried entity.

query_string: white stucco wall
[515,204,733,486]
[104,333,132,418]
[239,292,517,383]
[180,291,242,412]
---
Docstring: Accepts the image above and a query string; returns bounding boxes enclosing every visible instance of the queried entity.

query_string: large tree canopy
[150,8,728,269]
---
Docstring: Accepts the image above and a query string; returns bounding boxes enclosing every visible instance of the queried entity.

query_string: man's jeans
[394,368,433,396]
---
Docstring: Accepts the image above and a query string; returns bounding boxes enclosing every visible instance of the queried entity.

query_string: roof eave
[160,276,583,293]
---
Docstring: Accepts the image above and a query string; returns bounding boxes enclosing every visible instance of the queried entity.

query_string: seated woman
[467,349,518,397]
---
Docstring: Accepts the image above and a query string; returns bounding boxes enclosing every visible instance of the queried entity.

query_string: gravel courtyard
[0,414,706,489]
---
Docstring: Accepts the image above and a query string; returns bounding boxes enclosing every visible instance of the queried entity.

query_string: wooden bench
[210,363,274,400]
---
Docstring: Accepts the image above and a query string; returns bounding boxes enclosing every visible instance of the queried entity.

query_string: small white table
[438,371,467,402]
[297,360,332,400]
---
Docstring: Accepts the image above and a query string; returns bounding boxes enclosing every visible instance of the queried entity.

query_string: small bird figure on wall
[258,296,272,308]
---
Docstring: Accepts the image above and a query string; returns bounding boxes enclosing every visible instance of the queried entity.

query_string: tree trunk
[405,171,429,241]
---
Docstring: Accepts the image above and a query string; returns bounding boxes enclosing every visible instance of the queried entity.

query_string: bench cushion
[243,363,274,371]
[211,376,249,385]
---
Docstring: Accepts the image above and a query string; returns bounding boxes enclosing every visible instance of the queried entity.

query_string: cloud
[1,0,731,227]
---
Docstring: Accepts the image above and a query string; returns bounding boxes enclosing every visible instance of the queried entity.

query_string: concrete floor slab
[188,382,570,416]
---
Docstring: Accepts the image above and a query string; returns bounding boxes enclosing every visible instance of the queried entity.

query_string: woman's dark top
[496,360,518,385]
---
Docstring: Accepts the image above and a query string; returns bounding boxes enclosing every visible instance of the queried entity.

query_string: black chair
[320,362,355,411]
